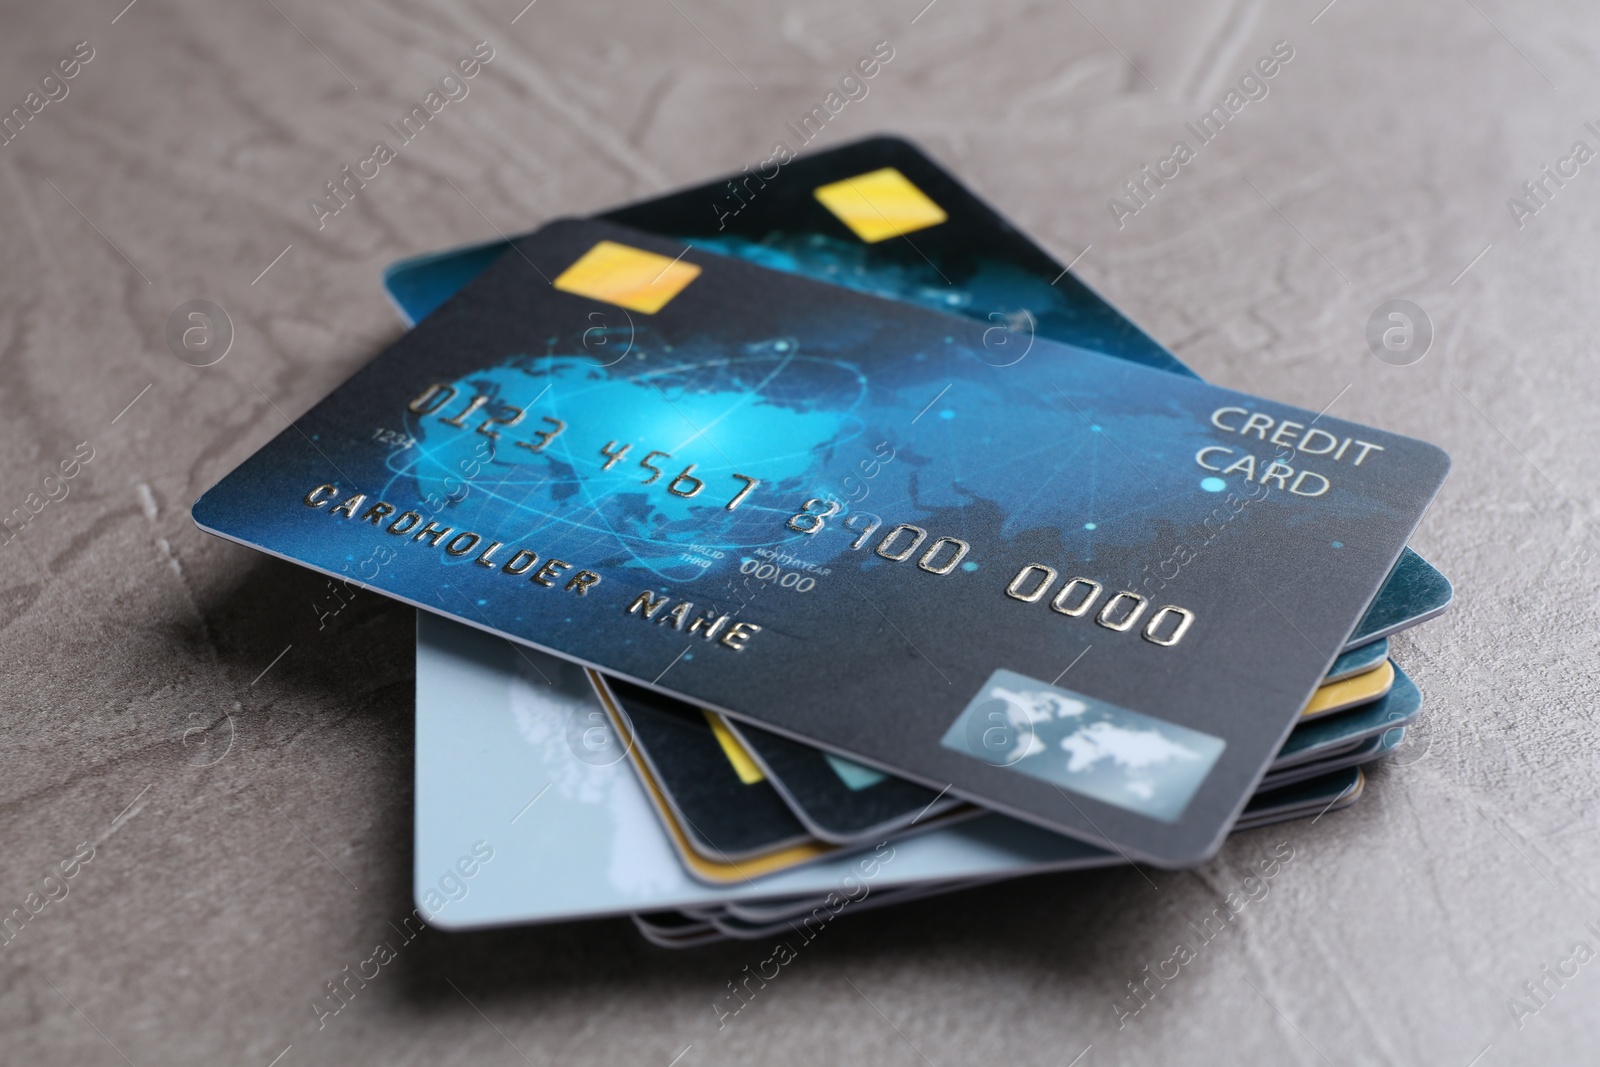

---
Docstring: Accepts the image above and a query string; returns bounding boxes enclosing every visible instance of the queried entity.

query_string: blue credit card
[1271,664,1421,768]
[1323,638,1387,682]
[380,135,1451,648]
[192,218,1450,866]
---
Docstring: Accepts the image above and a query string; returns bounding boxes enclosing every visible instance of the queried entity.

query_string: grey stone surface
[1,0,1598,1063]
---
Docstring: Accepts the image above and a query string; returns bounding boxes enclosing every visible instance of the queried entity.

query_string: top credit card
[193,218,1449,866]
[383,135,1452,650]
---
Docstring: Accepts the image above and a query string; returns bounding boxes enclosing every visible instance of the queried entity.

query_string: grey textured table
[3,0,1598,1064]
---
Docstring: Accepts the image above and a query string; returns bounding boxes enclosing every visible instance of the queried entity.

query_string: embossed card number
[1005,563,1196,648]
[785,498,1192,646]
[407,382,762,512]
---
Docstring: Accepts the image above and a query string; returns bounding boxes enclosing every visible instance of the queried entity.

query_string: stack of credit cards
[194,137,1451,945]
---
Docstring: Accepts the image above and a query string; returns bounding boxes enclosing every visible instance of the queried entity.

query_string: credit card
[1347,548,1453,647]
[712,877,1011,927]
[199,218,1449,864]
[591,674,838,883]
[702,878,1004,942]
[631,912,727,948]
[1234,766,1364,829]
[601,676,817,862]
[381,135,1451,643]
[723,893,856,924]
[1258,732,1399,791]
[1300,659,1394,720]
[719,714,962,845]
[1269,665,1422,770]
[1323,638,1388,683]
